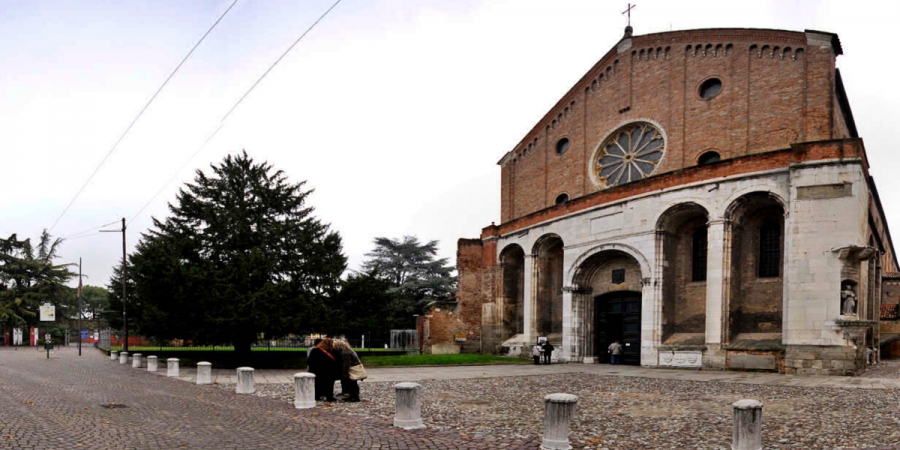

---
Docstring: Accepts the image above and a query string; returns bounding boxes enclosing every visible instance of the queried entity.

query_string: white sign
[39,304,56,322]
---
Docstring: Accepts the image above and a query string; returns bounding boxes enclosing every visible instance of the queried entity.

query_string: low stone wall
[783,345,861,376]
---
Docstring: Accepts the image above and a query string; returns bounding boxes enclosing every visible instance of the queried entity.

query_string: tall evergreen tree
[361,236,456,319]
[0,231,75,327]
[130,151,346,355]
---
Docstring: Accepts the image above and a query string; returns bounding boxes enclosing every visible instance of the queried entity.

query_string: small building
[452,27,897,375]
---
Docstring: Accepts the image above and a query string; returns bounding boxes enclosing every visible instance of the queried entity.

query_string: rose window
[592,122,665,188]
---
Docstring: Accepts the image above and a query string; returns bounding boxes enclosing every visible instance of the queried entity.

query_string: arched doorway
[594,291,642,365]
[499,244,525,339]
[571,248,644,364]
[533,235,564,339]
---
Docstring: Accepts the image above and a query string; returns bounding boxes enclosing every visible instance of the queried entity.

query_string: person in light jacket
[608,340,624,365]
[532,342,543,364]
[333,340,362,402]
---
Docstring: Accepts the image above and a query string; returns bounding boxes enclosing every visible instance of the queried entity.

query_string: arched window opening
[698,151,721,165]
[692,228,708,282]
[555,193,569,205]
[758,221,781,278]
[699,78,723,100]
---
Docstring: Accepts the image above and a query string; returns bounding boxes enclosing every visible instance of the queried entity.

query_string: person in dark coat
[333,340,363,402]
[542,340,555,364]
[307,338,342,401]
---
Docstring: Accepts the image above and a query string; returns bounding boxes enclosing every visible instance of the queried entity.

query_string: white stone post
[167,358,180,377]
[119,351,129,364]
[147,356,158,372]
[131,353,142,368]
[541,393,578,450]
[732,399,763,450]
[236,367,255,394]
[293,373,316,409]
[393,382,425,430]
[110,351,118,361]
[196,362,212,385]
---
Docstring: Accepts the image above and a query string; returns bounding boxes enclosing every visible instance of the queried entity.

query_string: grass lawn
[359,354,529,367]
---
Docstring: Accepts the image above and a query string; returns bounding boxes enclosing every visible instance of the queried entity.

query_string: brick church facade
[440,27,898,375]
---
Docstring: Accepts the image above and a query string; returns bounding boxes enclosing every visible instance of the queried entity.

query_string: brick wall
[499,29,842,223]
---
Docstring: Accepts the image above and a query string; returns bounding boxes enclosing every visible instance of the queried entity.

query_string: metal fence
[99,331,400,351]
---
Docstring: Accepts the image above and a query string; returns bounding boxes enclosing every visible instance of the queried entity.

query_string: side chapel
[446,27,898,375]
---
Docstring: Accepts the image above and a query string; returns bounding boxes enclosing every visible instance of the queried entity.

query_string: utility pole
[78,257,82,356]
[101,218,127,352]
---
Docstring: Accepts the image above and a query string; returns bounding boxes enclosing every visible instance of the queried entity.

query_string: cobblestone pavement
[0,347,539,449]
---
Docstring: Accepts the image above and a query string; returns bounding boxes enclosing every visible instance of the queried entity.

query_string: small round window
[699,78,722,100]
[555,193,569,205]
[555,138,570,155]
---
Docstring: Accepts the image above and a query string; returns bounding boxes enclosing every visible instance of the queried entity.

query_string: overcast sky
[2,0,899,287]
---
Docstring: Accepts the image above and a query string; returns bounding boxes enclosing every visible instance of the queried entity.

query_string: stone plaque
[658,351,702,367]
[590,212,623,235]
[729,353,776,370]
[797,183,852,200]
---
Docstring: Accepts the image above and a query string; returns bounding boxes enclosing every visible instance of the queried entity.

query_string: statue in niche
[841,284,857,315]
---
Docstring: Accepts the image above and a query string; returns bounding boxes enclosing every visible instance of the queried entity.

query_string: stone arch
[723,187,788,219]
[569,242,651,286]
[724,192,786,343]
[656,203,710,345]
[533,234,564,338]
[498,244,525,339]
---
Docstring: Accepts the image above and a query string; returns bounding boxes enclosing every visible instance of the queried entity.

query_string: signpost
[44,333,52,359]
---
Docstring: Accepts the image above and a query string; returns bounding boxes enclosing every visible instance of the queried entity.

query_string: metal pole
[78,257,82,356]
[122,218,128,353]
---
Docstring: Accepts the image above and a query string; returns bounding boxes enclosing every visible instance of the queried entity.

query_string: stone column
[131,353,142,369]
[236,367,255,394]
[147,356,158,372]
[110,351,118,361]
[166,358,180,377]
[393,382,425,430]
[705,219,727,346]
[732,399,763,450]
[561,286,578,363]
[522,255,535,345]
[541,393,578,450]
[293,373,316,409]
[119,351,129,364]
[196,362,212,385]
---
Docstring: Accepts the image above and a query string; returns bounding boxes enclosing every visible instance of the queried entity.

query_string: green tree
[105,261,136,331]
[0,231,75,328]
[361,236,456,320]
[130,151,347,355]
[333,269,397,335]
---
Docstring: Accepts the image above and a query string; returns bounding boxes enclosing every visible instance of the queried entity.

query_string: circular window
[591,122,665,189]
[699,78,722,100]
[555,193,569,205]
[555,138,570,155]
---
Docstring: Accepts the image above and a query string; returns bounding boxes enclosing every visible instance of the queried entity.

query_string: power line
[129,0,343,225]
[220,0,342,123]
[63,220,122,241]
[48,0,241,232]
[128,123,224,224]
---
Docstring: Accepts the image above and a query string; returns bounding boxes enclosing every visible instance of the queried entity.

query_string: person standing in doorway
[532,342,543,364]
[608,340,623,365]
[542,340,554,364]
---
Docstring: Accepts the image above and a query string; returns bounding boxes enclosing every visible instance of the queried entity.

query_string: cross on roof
[622,3,636,27]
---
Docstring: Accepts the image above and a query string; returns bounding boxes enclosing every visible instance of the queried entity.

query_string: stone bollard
[119,351,129,364]
[147,356,158,372]
[132,353,142,369]
[110,351,118,361]
[541,393,578,450]
[293,373,316,409]
[167,358,180,377]
[236,367,255,394]
[732,399,763,450]
[393,382,425,430]
[196,362,212,385]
